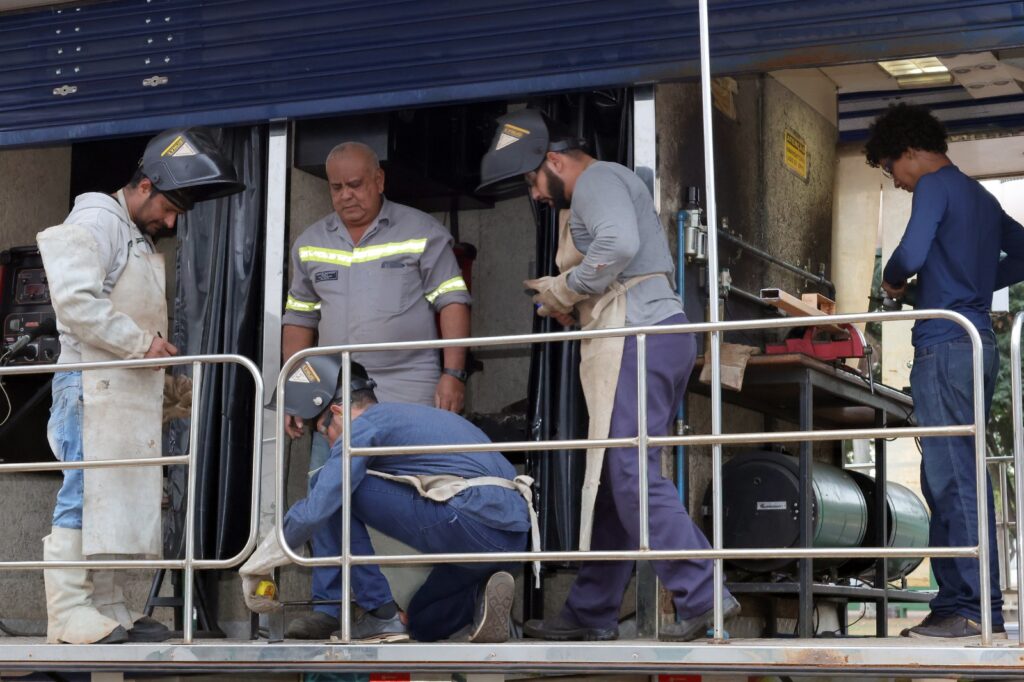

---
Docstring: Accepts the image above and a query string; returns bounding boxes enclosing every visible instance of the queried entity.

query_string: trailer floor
[1,636,1022,677]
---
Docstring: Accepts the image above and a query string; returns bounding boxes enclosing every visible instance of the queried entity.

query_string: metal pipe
[1000,462,1011,592]
[729,284,784,312]
[1011,311,1024,645]
[697,0,726,641]
[0,455,189,473]
[718,230,835,297]
[638,333,650,550]
[966,321,991,645]
[275,309,986,355]
[183,362,203,644]
[340,352,353,643]
[675,193,687,507]
[345,425,971,458]
[289,545,977,569]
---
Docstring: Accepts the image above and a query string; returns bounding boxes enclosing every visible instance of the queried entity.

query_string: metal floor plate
[2,637,1023,677]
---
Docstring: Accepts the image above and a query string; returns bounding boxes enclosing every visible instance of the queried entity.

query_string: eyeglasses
[881,159,894,179]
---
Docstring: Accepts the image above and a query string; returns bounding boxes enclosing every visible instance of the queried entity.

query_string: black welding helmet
[139,127,246,211]
[476,109,586,193]
[282,355,377,420]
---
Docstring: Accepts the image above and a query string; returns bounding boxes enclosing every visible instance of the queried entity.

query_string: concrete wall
[655,75,839,522]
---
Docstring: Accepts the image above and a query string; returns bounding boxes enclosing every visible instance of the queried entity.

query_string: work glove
[239,527,291,614]
[524,273,587,316]
[162,374,193,425]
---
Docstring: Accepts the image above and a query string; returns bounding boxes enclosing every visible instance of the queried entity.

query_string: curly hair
[863,103,948,167]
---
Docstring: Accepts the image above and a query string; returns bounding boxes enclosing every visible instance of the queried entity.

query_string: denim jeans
[910,331,1003,624]
[308,432,339,618]
[311,474,526,641]
[47,371,85,529]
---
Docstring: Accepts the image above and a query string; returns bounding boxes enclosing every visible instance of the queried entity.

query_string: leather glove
[162,374,193,425]
[524,273,587,315]
[239,527,290,613]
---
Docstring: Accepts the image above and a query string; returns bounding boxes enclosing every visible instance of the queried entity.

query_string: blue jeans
[308,432,339,618]
[312,474,526,641]
[911,331,1003,624]
[47,371,85,529]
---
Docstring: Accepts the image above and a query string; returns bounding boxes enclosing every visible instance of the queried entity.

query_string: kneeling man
[241,357,532,643]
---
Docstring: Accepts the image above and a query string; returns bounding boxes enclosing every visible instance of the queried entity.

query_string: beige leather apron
[367,470,541,585]
[81,191,166,558]
[555,214,657,550]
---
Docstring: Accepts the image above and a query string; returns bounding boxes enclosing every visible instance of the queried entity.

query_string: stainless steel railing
[275,308,996,644]
[1009,311,1024,645]
[0,354,263,644]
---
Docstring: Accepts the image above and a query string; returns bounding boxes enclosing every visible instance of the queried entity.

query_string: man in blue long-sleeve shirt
[866,103,1024,640]
[240,357,532,643]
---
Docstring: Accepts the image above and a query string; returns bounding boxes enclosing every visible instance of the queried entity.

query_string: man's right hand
[284,414,305,439]
[144,336,178,359]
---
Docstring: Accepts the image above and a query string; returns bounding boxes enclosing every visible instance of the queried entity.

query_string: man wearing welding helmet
[239,357,535,643]
[477,109,738,641]
[36,127,245,644]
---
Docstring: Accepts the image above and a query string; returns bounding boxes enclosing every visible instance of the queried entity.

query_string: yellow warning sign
[784,129,808,181]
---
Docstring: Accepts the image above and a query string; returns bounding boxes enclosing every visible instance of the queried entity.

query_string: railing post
[967,325,992,645]
[637,333,650,551]
[340,352,353,643]
[697,0,726,640]
[1011,312,1024,646]
[182,361,203,644]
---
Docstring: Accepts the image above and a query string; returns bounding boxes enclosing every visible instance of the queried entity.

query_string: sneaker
[285,611,339,640]
[470,571,515,644]
[900,611,954,637]
[659,595,741,642]
[332,610,409,643]
[523,613,618,641]
[908,614,1007,641]
[127,616,171,642]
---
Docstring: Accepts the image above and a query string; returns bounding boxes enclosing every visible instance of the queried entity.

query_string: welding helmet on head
[282,355,377,420]
[139,127,247,211]
[476,109,586,192]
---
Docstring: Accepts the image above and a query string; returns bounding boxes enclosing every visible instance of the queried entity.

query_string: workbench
[688,352,927,638]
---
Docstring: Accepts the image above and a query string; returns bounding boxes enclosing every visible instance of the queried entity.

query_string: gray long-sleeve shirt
[565,162,682,326]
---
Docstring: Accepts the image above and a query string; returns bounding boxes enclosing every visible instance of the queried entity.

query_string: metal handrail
[274,308,993,644]
[0,353,264,643]
[1010,311,1024,645]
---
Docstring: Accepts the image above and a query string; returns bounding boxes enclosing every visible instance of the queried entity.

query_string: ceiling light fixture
[878,57,949,78]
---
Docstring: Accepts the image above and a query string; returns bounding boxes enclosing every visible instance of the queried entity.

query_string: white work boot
[91,569,136,629]
[43,527,127,644]
[92,567,171,642]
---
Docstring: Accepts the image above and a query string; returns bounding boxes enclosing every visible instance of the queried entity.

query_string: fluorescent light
[895,72,954,88]
[878,57,949,78]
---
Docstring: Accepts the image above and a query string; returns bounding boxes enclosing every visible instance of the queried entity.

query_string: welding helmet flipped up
[282,355,377,420]
[139,127,247,211]
[476,108,586,193]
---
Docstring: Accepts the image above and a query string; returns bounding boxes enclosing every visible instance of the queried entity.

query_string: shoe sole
[909,630,1008,642]
[522,622,618,642]
[471,571,514,644]
[330,632,410,644]
[660,600,741,642]
[127,629,172,643]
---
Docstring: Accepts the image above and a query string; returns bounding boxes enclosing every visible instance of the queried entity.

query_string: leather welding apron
[556,215,657,551]
[80,193,166,558]
[367,470,542,584]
